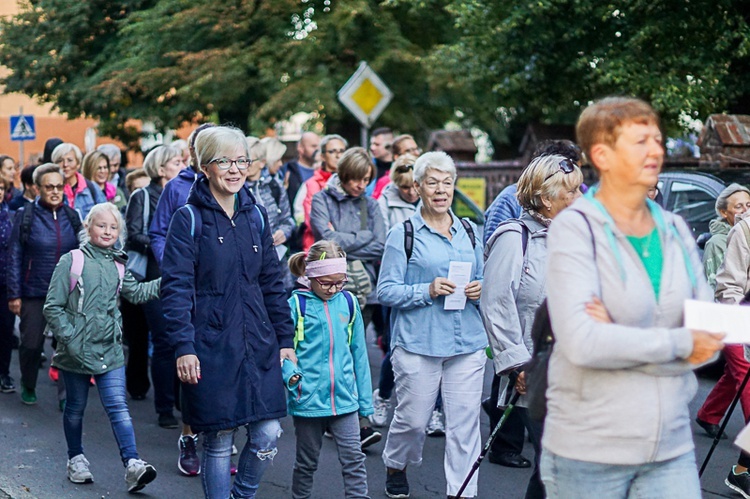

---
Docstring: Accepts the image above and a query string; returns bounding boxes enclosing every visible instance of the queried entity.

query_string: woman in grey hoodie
[542,97,724,499]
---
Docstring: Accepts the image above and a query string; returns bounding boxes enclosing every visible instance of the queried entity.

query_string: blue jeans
[202,419,282,499]
[540,449,701,499]
[62,367,138,466]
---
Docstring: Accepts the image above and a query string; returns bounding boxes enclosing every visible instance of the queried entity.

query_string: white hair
[79,203,127,249]
[51,143,83,165]
[96,144,121,163]
[413,151,456,184]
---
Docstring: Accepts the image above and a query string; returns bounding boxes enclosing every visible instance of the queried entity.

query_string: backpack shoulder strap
[85,179,98,201]
[268,179,282,210]
[69,249,84,293]
[114,260,125,294]
[254,204,266,234]
[20,203,35,246]
[342,290,356,345]
[460,217,476,249]
[62,205,83,236]
[293,294,307,349]
[403,219,414,262]
[517,220,530,256]
[183,204,203,260]
[359,197,368,230]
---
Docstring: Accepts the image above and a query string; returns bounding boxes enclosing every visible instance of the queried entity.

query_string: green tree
[420,0,750,145]
[0,0,458,146]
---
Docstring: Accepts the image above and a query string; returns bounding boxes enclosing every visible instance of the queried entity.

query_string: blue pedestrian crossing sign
[10,115,36,141]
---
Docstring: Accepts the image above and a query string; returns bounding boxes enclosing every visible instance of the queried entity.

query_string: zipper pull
[231,219,236,228]
[218,237,224,244]
[53,210,57,220]
[253,245,258,252]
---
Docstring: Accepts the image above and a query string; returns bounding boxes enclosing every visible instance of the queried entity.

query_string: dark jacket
[160,176,294,432]
[8,201,80,299]
[309,174,386,262]
[0,203,13,286]
[125,181,163,281]
[149,167,200,265]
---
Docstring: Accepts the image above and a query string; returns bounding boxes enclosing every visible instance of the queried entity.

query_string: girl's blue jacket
[284,289,374,418]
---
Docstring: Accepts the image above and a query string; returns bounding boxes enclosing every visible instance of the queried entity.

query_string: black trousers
[19,297,46,390]
[0,289,16,376]
[122,298,150,398]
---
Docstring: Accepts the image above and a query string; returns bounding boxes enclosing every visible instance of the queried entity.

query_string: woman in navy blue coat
[161,126,295,499]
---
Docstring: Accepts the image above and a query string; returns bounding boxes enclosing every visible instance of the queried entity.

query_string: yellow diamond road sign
[338,62,393,128]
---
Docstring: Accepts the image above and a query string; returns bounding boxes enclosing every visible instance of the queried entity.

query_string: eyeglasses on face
[544,158,577,182]
[423,179,455,190]
[207,157,253,170]
[402,147,422,156]
[313,277,349,291]
[43,184,65,192]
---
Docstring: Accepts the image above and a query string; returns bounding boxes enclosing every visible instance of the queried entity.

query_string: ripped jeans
[202,419,282,499]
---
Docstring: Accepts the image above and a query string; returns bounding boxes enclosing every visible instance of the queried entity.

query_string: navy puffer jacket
[160,176,294,432]
[7,201,80,299]
[0,203,13,286]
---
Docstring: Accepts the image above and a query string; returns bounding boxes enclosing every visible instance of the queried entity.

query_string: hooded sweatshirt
[702,217,731,291]
[544,195,712,465]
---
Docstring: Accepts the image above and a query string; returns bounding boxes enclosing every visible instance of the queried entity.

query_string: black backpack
[20,203,83,246]
[403,217,476,261]
[525,210,595,421]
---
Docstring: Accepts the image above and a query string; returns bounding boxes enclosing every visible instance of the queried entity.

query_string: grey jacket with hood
[481,212,547,375]
[544,195,712,465]
[378,183,417,230]
[310,174,386,262]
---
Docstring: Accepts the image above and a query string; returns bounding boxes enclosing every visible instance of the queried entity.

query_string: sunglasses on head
[395,164,414,173]
[544,158,577,182]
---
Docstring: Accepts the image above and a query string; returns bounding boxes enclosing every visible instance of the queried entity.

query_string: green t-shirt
[627,227,663,299]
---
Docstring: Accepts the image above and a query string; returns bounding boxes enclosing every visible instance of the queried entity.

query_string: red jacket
[302,169,333,251]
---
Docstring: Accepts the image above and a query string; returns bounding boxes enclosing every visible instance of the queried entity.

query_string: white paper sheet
[736,423,750,454]
[275,244,288,261]
[684,299,750,344]
[444,261,473,311]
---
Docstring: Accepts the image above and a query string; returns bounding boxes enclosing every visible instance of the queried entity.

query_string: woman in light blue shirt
[378,151,486,499]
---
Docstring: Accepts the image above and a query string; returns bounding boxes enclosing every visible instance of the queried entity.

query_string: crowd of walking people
[0,95,746,499]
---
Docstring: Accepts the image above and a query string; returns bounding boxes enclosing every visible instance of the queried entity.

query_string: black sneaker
[0,374,16,393]
[385,469,410,498]
[360,426,382,449]
[158,412,179,429]
[726,465,750,499]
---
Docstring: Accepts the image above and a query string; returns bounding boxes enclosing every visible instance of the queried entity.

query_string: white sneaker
[67,454,94,484]
[369,388,390,427]
[125,458,157,493]
[426,409,445,437]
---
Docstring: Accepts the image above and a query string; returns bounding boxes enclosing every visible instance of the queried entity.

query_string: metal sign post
[10,107,37,168]
[337,62,393,147]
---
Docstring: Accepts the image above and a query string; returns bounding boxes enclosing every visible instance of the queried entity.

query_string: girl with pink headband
[284,240,374,498]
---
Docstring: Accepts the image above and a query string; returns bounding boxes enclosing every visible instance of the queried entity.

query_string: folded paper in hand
[684,299,750,344]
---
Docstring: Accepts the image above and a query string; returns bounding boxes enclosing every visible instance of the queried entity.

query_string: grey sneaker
[425,409,445,437]
[369,388,390,427]
[125,458,156,493]
[67,454,94,484]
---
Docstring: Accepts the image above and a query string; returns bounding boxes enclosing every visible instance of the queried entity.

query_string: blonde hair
[288,240,346,278]
[195,126,248,168]
[51,143,83,166]
[143,144,182,180]
[80,203,127,248]
[516,154,583,211]
[390,154,417,187]
[81,151,110,183]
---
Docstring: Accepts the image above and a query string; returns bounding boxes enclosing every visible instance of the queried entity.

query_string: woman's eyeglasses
[395,164,414,173]
[208,157,254,170]
[313,277,349,292]
[544,159,577,181]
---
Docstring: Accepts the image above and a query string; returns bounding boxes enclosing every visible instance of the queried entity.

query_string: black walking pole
[699,366,750,478]
[456,391,522,497]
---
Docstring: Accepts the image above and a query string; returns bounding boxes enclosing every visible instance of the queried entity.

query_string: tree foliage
[425,0,750,140]
[0,0,458,146]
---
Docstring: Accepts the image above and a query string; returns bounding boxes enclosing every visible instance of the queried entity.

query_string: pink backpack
[69,249,125,300]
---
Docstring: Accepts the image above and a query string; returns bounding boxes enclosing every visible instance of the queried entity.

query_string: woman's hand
[8,299,21,316]
[585,297,612,324]
[687,330,725,364]
[464,281,482,301]
[177,355,201,385]
[429,277,456,298]
[514,371,526,395]
[280,348,298,366]
[272,230,287,246]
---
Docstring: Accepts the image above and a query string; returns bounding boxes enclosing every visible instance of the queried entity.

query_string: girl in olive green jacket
[43,203,160,493]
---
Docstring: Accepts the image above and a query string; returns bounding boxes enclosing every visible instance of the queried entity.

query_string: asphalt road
[0,335,745,499]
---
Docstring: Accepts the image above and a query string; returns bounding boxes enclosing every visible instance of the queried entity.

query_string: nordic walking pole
[456,391,522,497]
[699,365,750,478]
